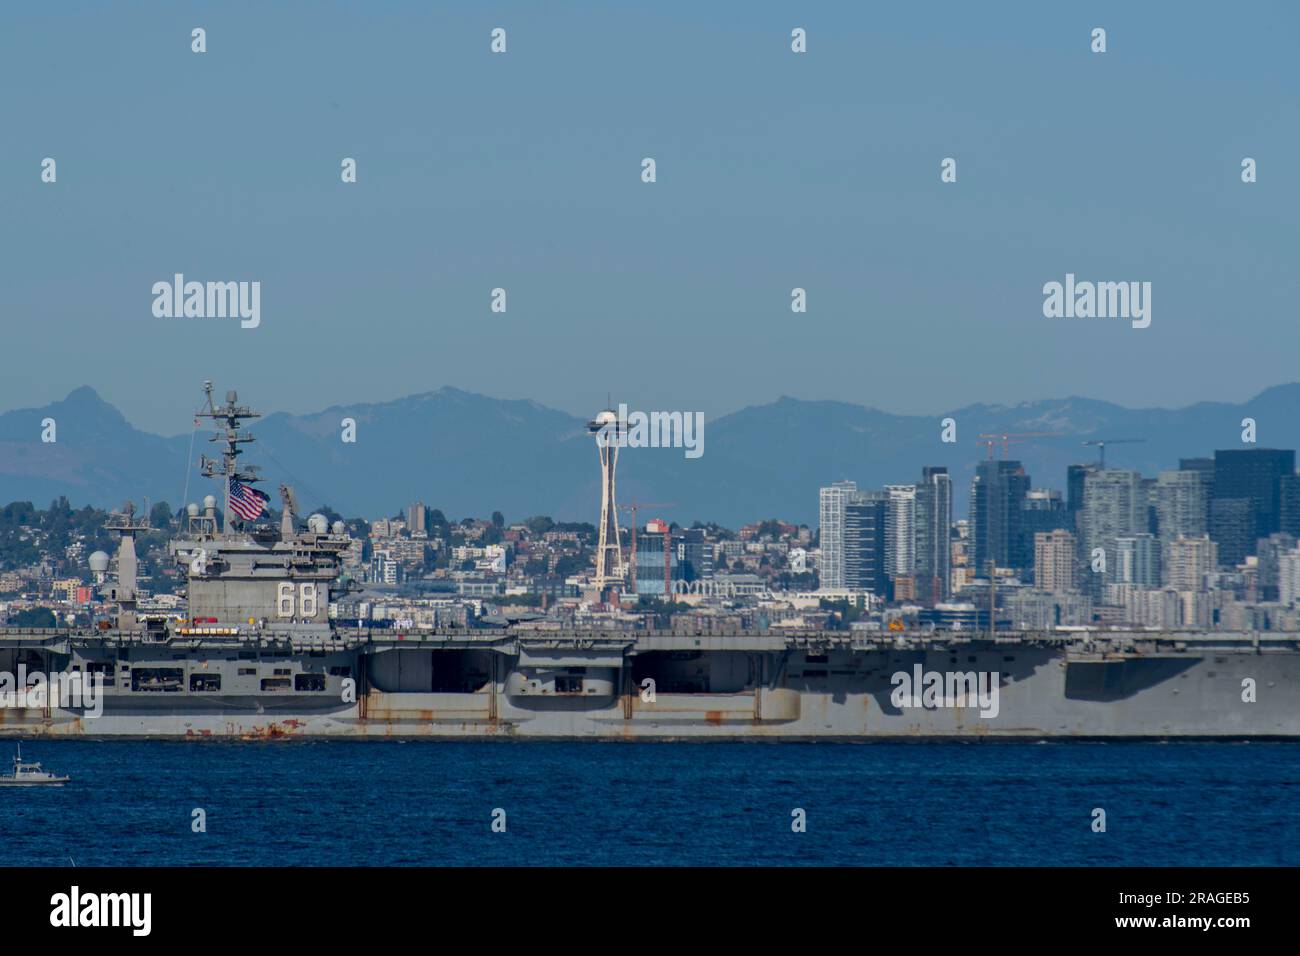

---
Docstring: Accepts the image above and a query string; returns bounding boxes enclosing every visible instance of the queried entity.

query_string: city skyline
[816,444,1300,627]
[9,437,1300,635]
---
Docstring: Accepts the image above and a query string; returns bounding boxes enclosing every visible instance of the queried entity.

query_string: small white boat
[0,743,70,787]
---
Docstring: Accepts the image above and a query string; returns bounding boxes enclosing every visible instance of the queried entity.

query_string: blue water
[1,741,1296,866]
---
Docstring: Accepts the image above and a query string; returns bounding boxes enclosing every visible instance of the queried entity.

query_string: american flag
[228,478,270,521]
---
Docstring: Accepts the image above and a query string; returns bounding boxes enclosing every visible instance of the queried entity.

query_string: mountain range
[1,384,1297,527]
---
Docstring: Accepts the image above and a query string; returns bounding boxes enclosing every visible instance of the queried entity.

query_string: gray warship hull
[2,627,1297,738]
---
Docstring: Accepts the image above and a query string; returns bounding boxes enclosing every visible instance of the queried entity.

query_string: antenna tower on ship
[195,381,262,535]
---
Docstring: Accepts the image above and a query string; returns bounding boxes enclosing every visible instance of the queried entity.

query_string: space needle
[588,408,625,588]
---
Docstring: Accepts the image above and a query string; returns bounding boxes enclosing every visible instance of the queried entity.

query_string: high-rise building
[677,528,713,583]
[634,525,711,595]
[1021,488,1070,566]
[1179,457,1215,539]
[1209,497,1254,568]
[1180,457,1215,482]
[1067,464,1093,528]
[1154,470,1207,541]
[818,480,857,589]
[1164,535,1217,591]
[884,485,917,577]
[1211,448,1296,565]
[1142,476,1160,535]
[915,466,953,601]
[369,549,401,586]
[1280,473,1300,537]
[1116,533,1161,587]
[407,501,427,536]
[1081,470,1146,589]
[970,460,1031,573]
[844,493,887,595]
[1280,547,1300,607]
[1254,533,1296,602]
[1034,529,1077,592]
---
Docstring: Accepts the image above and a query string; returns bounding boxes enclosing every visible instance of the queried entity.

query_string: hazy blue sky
[2,1,1296,435]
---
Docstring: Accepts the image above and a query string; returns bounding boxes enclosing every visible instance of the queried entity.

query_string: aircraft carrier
[1,385,1298,739]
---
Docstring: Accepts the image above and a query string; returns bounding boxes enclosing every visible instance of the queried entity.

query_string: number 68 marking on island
[276,582,319,618]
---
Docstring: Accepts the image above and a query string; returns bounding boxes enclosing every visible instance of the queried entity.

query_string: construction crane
[618,502,676,595]
[1082,438,1146,469]
[976,432,1063,459]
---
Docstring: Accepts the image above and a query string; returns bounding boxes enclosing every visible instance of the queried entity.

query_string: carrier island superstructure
[1,387,1298,739]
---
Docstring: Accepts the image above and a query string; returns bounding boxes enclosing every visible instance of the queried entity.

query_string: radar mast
[195,381,263,535]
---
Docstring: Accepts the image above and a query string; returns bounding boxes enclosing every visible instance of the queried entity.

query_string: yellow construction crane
[976,432,1063,459]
